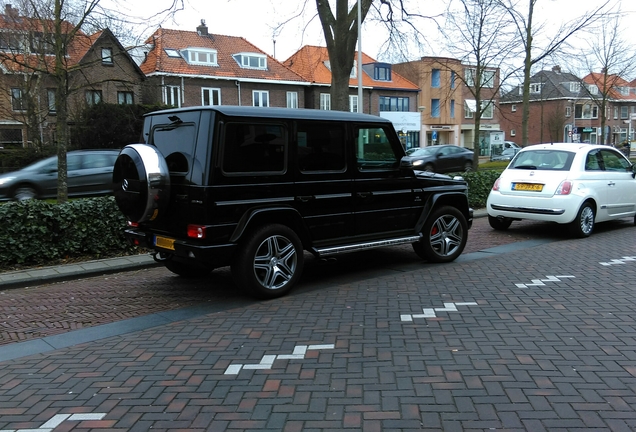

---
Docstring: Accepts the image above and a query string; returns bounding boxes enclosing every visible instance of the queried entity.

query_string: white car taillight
[556,180,573,195]
[492,178,501,191]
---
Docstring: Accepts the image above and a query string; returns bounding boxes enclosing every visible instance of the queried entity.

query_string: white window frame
[166,85,181,107]
[569,82,581,93]
[186,48,218,66]
[529,83,542,93]
[349,95,358,113]
[481,101,494,119]
[286,91,298,109]
[202,87,221,106]
[565,106,571,117]
[252,90,269,107]
[47,89,55,113]
[320,93,331,110]
[510,129,516,137]
[511,104,516,112]
[235,53,267,70]
[11,88,24,111]
[101,47,113,64]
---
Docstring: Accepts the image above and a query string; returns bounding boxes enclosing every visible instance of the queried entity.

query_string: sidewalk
[0,253,161,289]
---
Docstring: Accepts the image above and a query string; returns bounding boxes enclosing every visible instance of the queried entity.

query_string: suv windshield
[510,150,574,171]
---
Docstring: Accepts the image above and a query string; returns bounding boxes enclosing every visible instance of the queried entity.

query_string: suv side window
[222,122,286,174]
[297,122,346,172]
[355,127,399,170]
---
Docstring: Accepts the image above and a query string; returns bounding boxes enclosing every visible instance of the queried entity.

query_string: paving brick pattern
[0,220,634,430]
[0,217,543,346]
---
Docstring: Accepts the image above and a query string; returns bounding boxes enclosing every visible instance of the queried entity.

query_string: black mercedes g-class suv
[113,106,472,298]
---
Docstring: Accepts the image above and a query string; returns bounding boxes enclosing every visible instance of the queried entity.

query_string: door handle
[357,192,372,198]
[296,195,315,202]
[608,181,616,186]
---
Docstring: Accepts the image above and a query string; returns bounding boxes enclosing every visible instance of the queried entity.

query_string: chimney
[5,4,18,18]
[196,19,208,36]
[552,65,561,74]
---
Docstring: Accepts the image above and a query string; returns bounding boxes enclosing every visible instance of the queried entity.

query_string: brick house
[284,46,421,151]
[393,56,501,156]
[138,21,307,109]
[0,5,144,148]
[499,66,636,146]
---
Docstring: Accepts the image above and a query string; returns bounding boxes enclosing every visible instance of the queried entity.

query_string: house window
[202,88,221,106]
[234,53,266,69]
[11,88,25,111]
[349,95,358,113]
[465,68,494,88]
[117,91,133,105]
[620,87,630,96]
[588,85,598,95]
[450,100,455,118]
[431,69,441,88]
[530,83,542,93]
[320,93,331,110]
[576,104,598,119]
[569,82,581,93]
[614,106,618,119]
[464,100,475,119]
[481,101,494,119]
[450,71,456,89]
[253,90,269,107]
[85,90,102,106]
[621,106,628,119]
[565,106,571,117]
[378,96,409,112]
[431,99,440,118]
[165,49,181,58]
[47,89,55,113]
[286,91,298,109]
[512,104,517,112]
[374,66,391,81]
[101,48,113,65]
[510,129,516,137]
[166,85,180,107]
[186,49,218,66]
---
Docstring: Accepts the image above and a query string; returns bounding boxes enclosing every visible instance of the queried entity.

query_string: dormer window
[234,53,267,69]
[324,60,356,77]
[374,65,391,81]
[529,83,542,93]
[183,48,218,66]
[569,82,581,93]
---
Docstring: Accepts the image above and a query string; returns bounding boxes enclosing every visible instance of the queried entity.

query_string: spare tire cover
[113,144,170,223]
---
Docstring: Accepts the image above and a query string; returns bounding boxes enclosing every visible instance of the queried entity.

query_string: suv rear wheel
[413,206,467,263]
[232,224,304,299]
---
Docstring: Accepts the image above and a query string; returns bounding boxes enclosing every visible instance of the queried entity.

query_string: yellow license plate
[154,235,175,250]
[512,183,543,191]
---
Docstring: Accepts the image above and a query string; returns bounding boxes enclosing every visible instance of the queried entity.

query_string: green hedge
[462,169,503,208]
[0,196,138,268]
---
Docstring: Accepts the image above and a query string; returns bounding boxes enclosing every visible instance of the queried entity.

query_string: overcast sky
[118,0,631,68]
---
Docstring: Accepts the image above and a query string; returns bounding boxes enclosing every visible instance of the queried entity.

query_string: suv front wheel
[413,206,468,263]
[232,224,304,299]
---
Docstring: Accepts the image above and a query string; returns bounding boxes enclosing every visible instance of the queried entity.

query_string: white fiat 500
[487,143,636,237]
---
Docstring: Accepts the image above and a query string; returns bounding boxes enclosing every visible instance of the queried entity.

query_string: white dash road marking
[0,413,106,432]
[401,302,478,322]
[224,344,335,375]
[515,275,575,289]
[600,256,636,266]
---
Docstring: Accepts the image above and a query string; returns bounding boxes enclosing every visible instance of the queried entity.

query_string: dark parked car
[113,106,473,299]
[0,150,119,201]
[402,145,474,173]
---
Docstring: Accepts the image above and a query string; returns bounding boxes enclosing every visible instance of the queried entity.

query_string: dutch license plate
[512,183,543,192]
[154,235,175,250]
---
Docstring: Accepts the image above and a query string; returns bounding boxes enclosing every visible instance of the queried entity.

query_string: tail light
[492,178,501,191]
[556,180,573,195]
[127,221,139,227]
[187,224,206,239]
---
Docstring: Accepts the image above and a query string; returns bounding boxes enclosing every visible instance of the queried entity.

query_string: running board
[314,235,421,257]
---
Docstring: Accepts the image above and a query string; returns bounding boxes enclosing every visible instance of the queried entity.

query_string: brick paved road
[0,216,551,346]
[0,219,634,430]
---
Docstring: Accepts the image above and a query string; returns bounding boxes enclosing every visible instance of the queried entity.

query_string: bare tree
[579,13,636,145]
[312,0,440,111]
[443,0,520,166]
[0,0,181,202]
[502,0,610,146]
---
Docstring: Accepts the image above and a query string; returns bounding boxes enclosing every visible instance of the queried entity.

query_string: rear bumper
[124,229,237,266]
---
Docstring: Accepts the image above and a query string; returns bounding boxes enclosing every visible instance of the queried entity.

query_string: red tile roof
[141,28,305,83]
[283,45,418,91]
[583,72,634,100]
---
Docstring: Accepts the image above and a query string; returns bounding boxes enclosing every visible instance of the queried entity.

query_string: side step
[314,235,421,257]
